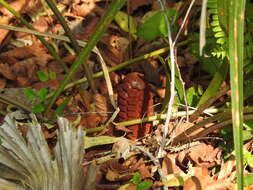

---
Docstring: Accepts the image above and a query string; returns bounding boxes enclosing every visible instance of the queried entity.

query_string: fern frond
[207,0,227,46]
[211,45,227,59]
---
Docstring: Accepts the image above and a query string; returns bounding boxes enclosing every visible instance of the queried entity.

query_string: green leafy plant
[137,9,178,41]
[24,70,55,113]
[114,11,137,38]
[130,172,152,190]
[186,87,200,107]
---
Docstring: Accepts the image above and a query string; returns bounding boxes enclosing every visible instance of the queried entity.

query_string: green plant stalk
[63,38,193,89]
[46,0,127,114]
[197,60,228,107]
[228,0,246,188]
[190,114,253,143]
[42,38,192,101]
[85,108,220,134]
[158,56,171,112]
[190,86,230,122]
[44,0,97,117]
[44,0,96,93]
[0,0,69,72]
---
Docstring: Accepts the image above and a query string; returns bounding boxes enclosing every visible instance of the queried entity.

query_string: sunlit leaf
[114,11,137,38]
[137,10,177,41]
[32,103,45,113]
[131,172,141,184]
[37,70,48,82]
[38,88,48,101]
[24,88,37,100]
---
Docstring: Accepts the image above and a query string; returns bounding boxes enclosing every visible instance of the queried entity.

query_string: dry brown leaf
[162,154,184,175]
[112,138,132,158]
[106,169,121,181]
[0,78,6,88]
[138,164,152,179]
[186,143,221,168]
[72,1,96,17]
[141,59,161,86]
[32,75,64,89]
[0,0,26,17]
[16,76,30,87]
[205,180,234,190]
[32,17,50,33]
[100,158,133,182]
[183,166,211,190]
[0,0,39,44]
[0,63,16,80]
[0,43,51,61]
[93,93,111,123]
[217,157,236,180]
[76,16,100,41]
[100,35,126,66]
[80,113,101,129]
[0,17,11,45]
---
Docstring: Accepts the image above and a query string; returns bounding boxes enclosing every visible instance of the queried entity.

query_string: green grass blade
[228,0,246,188]
[197,60,228,107]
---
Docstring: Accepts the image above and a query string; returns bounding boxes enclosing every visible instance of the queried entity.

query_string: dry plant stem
[189,86,230,122]
[199,0,208,55]
[173,110,231,143]
[45,0,80,53]
[172,0,196,46]
[44,0,97,94]
[0,24,101,55]
[157,0,196,160]
[172,0,196,122]
[97,52,117,108]
[174,107,253,143]
[132,145,164,182]
[189,114,253,142]
[46,0,127,114]
[157,0,176,163]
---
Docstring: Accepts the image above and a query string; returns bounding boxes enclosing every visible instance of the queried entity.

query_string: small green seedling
[130,172,152,190]
[24,70,56,113]
[37,70,56,81]
[24,87,48,113]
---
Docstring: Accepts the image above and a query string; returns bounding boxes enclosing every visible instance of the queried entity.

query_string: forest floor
[0,0,252,189]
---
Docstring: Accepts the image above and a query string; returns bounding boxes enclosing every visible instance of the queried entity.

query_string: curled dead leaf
[0,78,6,88]
[186,143,222,168]
[93,93,111,123]
[72,1,96,17]
[183,166,211,190]
[0,63,16,80]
